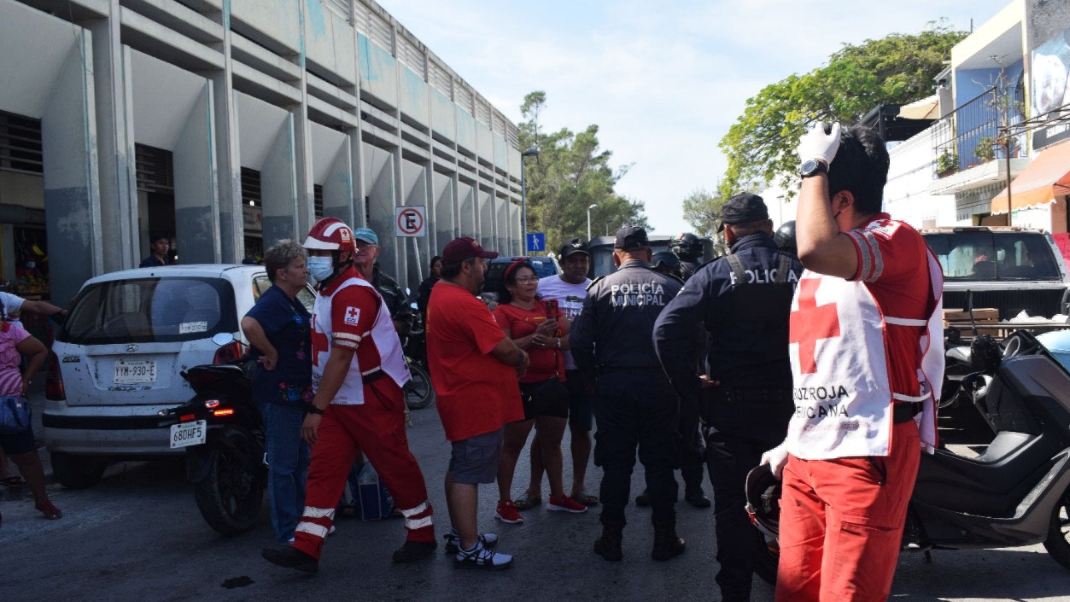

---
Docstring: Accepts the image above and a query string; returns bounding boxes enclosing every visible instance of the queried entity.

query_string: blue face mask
[307,256,334,282]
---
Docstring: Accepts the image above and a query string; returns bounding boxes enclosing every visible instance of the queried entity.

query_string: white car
[43,264,314,489]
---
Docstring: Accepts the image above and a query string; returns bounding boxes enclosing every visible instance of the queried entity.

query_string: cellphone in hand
[545,299,559,318]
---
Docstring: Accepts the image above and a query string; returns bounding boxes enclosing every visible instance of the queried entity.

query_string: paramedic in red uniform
[763,124,944,601]
[262,217,436,574]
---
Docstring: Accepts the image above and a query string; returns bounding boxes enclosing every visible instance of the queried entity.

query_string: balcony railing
[932,87,1027,179]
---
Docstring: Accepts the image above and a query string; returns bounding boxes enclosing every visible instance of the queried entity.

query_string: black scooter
[162,334,265,536]
[745,330,1070,583]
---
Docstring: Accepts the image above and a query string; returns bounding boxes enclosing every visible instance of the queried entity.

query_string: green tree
[719,23,966,199]
[681,188,724,239]
[519,91,648,251]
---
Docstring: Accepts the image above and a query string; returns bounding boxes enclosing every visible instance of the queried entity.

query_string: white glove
[760,442,790,481]
[796,122,841,167]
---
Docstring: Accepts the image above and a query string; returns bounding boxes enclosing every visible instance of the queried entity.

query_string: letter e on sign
[395,206,427,237]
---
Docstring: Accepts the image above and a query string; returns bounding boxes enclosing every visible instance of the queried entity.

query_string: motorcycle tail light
[45,351,65,401]
[204,399,220,409]
[213,341,246,364]
[180,413,196,422]
[212,408,235,417]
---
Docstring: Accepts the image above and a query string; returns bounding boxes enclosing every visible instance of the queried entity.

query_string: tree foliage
[681,188,731,255]
[719,24,967,200]
[519,91,648,251]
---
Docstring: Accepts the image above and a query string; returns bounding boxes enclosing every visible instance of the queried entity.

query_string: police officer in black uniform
[571,226,686,563]
[653,193,802,602]
[638,251,711,510]
[670,232,703,281]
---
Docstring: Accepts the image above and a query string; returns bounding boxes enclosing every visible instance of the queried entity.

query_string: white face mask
[307,256,334,282]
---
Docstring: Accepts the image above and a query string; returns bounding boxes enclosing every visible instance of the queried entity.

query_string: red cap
[442,237,499,265]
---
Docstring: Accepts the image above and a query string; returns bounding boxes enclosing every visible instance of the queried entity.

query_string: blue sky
[378,0,1011,236]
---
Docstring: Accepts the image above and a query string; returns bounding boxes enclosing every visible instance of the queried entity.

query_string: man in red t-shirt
[763,125,942,601]
[426,237,529,570]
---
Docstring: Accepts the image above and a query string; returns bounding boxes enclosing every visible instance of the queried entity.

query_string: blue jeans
[258,401,311,543]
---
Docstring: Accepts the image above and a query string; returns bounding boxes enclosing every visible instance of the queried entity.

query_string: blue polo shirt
[245,284,312,406]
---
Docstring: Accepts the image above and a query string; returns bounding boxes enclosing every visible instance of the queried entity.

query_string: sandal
[1,476,26,487]
[571,491,600,507]
[36,500,62,520]
[513,493,541,510]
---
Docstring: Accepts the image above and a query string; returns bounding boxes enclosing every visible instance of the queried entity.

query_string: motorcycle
[162,333,265,536]
[400,307,435,411]
[745,329,1070,584]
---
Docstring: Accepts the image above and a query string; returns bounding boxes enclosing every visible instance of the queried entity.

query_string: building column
[173,82,221,264]
[42,30,103,307]
[261,115,300,247]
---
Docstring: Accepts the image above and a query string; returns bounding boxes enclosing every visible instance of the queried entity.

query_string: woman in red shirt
[492,261,587,522]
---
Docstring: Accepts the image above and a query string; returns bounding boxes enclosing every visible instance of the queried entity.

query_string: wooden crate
[943,308,999,326]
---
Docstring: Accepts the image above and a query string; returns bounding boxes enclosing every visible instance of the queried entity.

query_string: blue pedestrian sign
[526,232,546,253]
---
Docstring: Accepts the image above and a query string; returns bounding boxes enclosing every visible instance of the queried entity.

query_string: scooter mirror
[211,332,236,347]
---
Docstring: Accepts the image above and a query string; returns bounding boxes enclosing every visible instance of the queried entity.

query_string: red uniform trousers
[776,419,920,602]
[293,378,434,560]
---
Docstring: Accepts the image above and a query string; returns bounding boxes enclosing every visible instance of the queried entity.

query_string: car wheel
[50,452,107,489]
[193,428,265,536]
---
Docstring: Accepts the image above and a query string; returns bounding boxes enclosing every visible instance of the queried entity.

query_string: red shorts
[776,420,920,601]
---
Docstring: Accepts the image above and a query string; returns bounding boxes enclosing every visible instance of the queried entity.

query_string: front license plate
[170,420,206,449]
[114,359,156,384]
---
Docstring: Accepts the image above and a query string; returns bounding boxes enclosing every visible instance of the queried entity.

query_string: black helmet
[651,251,681,277]
[669,232,703,261]
[744,463,782,538]
[774,221,797,254]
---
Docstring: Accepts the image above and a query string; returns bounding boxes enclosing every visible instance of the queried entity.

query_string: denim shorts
[449,428,504,484]
[0,424,37,455]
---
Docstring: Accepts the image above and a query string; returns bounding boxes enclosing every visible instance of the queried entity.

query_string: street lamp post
[587,204,597,241]
[520,148,539,253]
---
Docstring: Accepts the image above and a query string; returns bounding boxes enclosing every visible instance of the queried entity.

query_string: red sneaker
[494,500,524,524]
[547,494,587,513]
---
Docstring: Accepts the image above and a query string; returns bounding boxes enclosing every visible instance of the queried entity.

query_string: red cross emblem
[346,307,358,320]
[788,279,841,374]
[310,314,329,367]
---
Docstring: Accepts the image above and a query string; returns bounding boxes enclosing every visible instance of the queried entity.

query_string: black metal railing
[932,87,1027,178]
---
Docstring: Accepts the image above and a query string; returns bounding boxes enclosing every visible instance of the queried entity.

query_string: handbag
[0,395,31,435]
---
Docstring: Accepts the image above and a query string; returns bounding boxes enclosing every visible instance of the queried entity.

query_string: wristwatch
[800,159,828,178]
[555,338,561,349]
[306,405,324,416]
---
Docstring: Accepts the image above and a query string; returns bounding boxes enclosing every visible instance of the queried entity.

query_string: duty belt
[892,402,922,424]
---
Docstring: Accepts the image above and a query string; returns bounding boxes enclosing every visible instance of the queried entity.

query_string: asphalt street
[2,393,1070,602]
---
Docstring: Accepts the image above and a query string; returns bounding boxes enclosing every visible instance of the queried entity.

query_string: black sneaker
[392,539,437,563]
[262,546,318,574]
[444,531,499,554]
[454,541,513,570]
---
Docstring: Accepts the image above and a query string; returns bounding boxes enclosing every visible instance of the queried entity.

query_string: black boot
[651,515,686,561]
[684,485,711,509]
[594,518,625,561]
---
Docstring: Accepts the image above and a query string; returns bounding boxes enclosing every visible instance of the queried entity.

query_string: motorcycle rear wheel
[405,360,435,410]
[193,429,265,536]
[1043,485,1070,571]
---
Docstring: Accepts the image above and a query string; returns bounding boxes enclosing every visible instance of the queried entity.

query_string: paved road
[2,396,1069,602]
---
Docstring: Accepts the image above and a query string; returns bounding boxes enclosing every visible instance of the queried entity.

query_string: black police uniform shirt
[653,233,803,402]
[570,259,683,377]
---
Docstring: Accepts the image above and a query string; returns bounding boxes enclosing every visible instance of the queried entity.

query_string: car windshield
[59,277,238,344]
[923,231,1062,281]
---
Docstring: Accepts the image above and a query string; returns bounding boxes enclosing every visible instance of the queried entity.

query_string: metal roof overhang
[990,140,1070,215]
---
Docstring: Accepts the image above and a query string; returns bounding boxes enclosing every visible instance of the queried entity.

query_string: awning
[991,139,1070,215]
[897,94,940,120]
